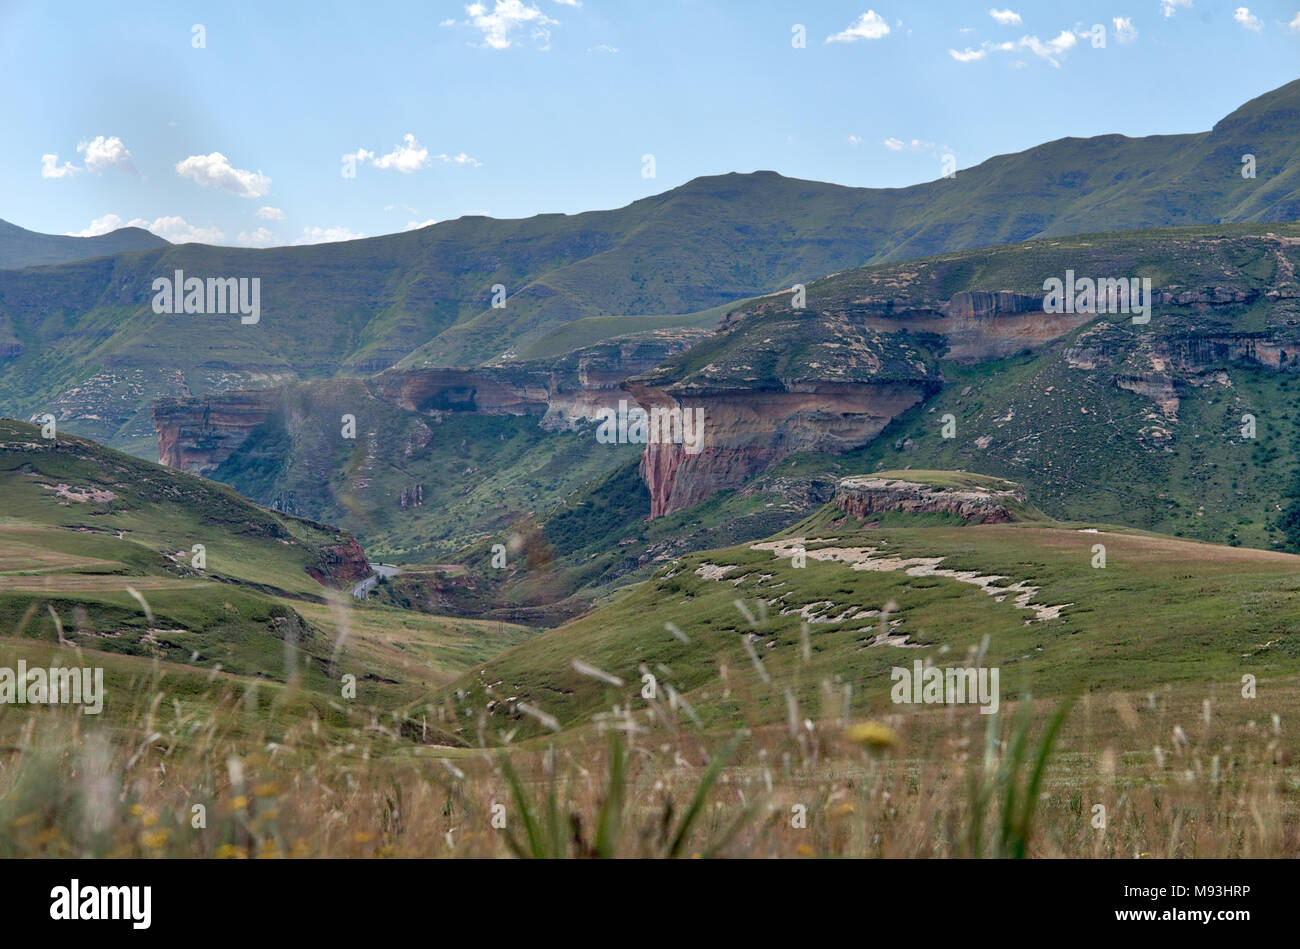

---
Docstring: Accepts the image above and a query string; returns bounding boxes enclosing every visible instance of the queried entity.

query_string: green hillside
[3,80,1300,449]
[637,223,1300,547]
[435,480,1300,741]
[0,418,531,734]
[0,218,168,270]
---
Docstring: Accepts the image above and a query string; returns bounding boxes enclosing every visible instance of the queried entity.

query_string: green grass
[0,417,536,738]
[514,308,724,361]
[435,486,1300,741]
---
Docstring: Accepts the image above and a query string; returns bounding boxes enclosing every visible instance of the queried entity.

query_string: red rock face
[626,380,931,518]
[153,391,279,473]
[306,537,371,587]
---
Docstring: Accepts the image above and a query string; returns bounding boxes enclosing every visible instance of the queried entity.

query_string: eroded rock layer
[833,476,1025,523]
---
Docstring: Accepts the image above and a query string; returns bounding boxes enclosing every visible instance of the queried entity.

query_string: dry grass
[2,669,1297,858]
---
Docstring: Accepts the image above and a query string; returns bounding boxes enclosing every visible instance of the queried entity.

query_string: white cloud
[588,43,618,53]
[1161,0,1191,18]
[65,213,127,236]
[1289,11,1300,32]
[553,0,581,6]
[434,151,483,166]
[294,226,365,245]
[344,134,459,174]
[237,227,277,246]
[459,1,558,50]
[41,135,135,179]
[66,213,223,243]
[41,154,78,179]
[256,206,285,220]
[883,137,938,153]
[951,29,1077,66]
[1233,7,1263,30]
[989,9,1021,25]
[826,10,890,43]
[174,152,271,198]
[405,219,438,231]
[140,215,224,243]
[1112,17,1138,42]
[1021,29,1077,64]
[77,135,134,173]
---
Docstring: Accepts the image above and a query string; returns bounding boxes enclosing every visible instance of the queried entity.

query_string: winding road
[350,563,400,599]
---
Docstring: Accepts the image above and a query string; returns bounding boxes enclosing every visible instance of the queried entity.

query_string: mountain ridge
[0,218,169,270]
[1,79,1298,454]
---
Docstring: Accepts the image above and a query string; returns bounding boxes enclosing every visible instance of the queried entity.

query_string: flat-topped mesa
[833,474,1026,524]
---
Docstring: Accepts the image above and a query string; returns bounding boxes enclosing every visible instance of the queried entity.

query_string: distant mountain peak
[0,218,169,270]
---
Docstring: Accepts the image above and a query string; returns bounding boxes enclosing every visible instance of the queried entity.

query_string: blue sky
[2,0,1298,246]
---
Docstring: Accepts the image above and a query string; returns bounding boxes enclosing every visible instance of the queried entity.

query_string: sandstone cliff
[540,329,710,431]
[630,380,932,517]
[850,290,1093,362]
[152,329,708,475]
[154,390,279,472]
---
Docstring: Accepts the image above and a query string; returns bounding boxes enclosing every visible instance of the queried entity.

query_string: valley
[3,74,1300,862]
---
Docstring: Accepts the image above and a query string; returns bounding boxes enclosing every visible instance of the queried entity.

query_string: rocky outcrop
[848,291,1093,362]
[306,537,371,587]
[540,329,711,431]
[833,475,1025,523]
[631,274,1300,518]
[1164,334,1300,372]
[1113,372,1182,420]
[153,391,279,472]
[368,367,551,416]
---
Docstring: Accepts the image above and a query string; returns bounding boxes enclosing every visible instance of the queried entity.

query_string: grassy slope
[436,487,1300,741]
[513,307,725,361]
[0,418,531,737]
